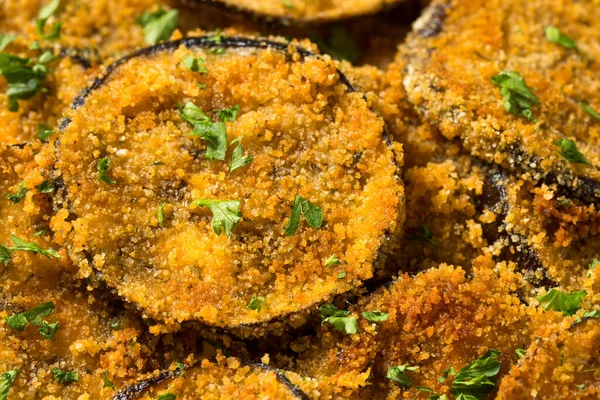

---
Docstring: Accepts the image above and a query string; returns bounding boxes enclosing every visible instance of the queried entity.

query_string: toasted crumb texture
[54,39,404,332]
[123,354,306,399]
[402,0,600,200]
[497,320,600,399]
[194,0,404,23]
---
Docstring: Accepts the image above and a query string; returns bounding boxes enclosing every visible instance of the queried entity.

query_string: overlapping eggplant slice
[402,0,600,202]
[183,0,406,24]
[113,355,310,400]
[53,36,405,336]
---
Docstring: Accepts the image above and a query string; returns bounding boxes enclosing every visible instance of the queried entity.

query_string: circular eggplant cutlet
[113,356,310,400]
[182,0,405,24]
[53,36,405,335]
[402,0,600,202]
[497,319,600,399]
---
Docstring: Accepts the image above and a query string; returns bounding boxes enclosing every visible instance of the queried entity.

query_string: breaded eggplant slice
[185,0,405,24]
[113,355,309,400]
[498,320,600,399]
[54,36,404,334]
[0,143,164,398]
[402,0,600,201]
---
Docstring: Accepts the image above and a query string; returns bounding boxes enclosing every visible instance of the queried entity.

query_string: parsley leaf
[10,235,61,259]
[361,311,389,322]
[572,309,600,325]
[38,123,53,140]
[52,368,78,384]
[182,54,208,74]
[337,271,346,279]
[284,195,323,236]
[318,304,358,335]
[0,245,11,265]
[98,157,116,184]
[157,202,166,226]
[589,259,599,278]
[179,102,229,161]
[451,349,501,400]
[553,139,590,165]
[218,105,240,122]
[0,52,53,111]
[157,388,176,400]
[314,27,361,63]
[581,102,600,122]
[103,370,114,389]
[324,254,340,268]
[247,296,266,312]
[191,199,242,237]
[136,8,178,45]
[38,320,60,340]
[537,289,587,316]
[545,26,578,50]
[491,71,539,122]
[6,180,28,203]
[515,348,526,359]
[0,34,16,51]
[386,364,419,387]
[438,367,456,383]
[0,369,18,400]
[407,225,439,255]
[36,180,55,193]
[229,135,253,172]
[36,0,62,41]
[207,30,223,45]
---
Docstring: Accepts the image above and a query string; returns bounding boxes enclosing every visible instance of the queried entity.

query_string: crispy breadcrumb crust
[402,0,600,201]
[54,38,404,333]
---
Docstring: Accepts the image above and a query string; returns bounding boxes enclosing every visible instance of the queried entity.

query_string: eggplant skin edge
[111,362,310,400]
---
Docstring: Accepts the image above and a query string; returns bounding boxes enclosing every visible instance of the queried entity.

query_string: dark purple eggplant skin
[111,362,310,400]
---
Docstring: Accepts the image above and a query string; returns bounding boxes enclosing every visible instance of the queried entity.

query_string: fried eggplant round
[54,36,404,335]
[402,0,600,201]
[114,355,309,400]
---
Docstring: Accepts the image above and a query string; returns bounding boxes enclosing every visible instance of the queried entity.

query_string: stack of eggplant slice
[0,0,599,399]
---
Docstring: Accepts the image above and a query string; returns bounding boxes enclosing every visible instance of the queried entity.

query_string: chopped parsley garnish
[386,364,419,387]
[314,27,361,63]
[438,367,456,383]
[157,388,176,400]
[324,254,340,268]
[284,195,323,236]
[491,71,539,122]
[136,8,179,45]
[182,54,208,74]
[0,369,18,400]
[581,102,600,122]
[175,361,185,376]
[0,51,55,111]
[209,47,226,55]
[553,139,590,165]
[103,370,114,389]
[10,235,61,259]
[573,309,600,325]
[179,102,234,161]
[190,199,242,238]
[38,123,53,140]
[337,271,346,279]
[38,320,60,340]
[5,301,59,340]
[0,34,16,51]
[33,229,45,237]
[36,0,62,41]
[52,368,78,384]
[36,180,55,193]
[318,304,358,335]
[98,157,116,184]
[0,246,10,265]
[576,383,586,390]
[545,26,578,50]
[157,202,166,226]
[515,348,526,359]
[407,225,439,256]
[208,30,223,45]
[247,296,267,312]
[218,105,239,122]
[451,349,501,400]
[537,289,586,316]
[229,135,253,172]
[361,311,389,323]
[588,259,599,278]
[282,0,294,8]
[6,180,28,203]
